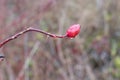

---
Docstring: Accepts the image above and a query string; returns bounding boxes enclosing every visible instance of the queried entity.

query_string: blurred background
[0,0,120,80]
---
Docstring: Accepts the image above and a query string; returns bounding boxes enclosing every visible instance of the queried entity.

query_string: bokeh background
[0,0,120,80]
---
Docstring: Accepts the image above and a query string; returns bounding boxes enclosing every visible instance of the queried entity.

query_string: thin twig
[0,27,67,48]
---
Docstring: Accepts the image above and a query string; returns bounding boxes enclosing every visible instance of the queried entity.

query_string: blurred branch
[0,69,4,80]
[84,52,96,80]
[85,65,96,80]
[16,41,40,80]
[5,61,15,80]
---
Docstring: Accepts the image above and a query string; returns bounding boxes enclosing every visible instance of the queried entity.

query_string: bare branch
[0,27,67,48]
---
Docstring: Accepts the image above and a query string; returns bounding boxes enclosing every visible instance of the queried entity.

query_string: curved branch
[0,24,80,59]
[0,27,67,48]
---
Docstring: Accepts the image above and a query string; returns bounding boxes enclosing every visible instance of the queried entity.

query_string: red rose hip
[66,24,81,38]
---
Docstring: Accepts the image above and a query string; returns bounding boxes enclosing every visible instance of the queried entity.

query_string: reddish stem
[0,27,67,48]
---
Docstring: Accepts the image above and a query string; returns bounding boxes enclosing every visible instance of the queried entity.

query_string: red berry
[66,24,81,38]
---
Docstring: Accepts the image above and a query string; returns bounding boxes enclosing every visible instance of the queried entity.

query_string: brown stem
[0,27,67,48]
